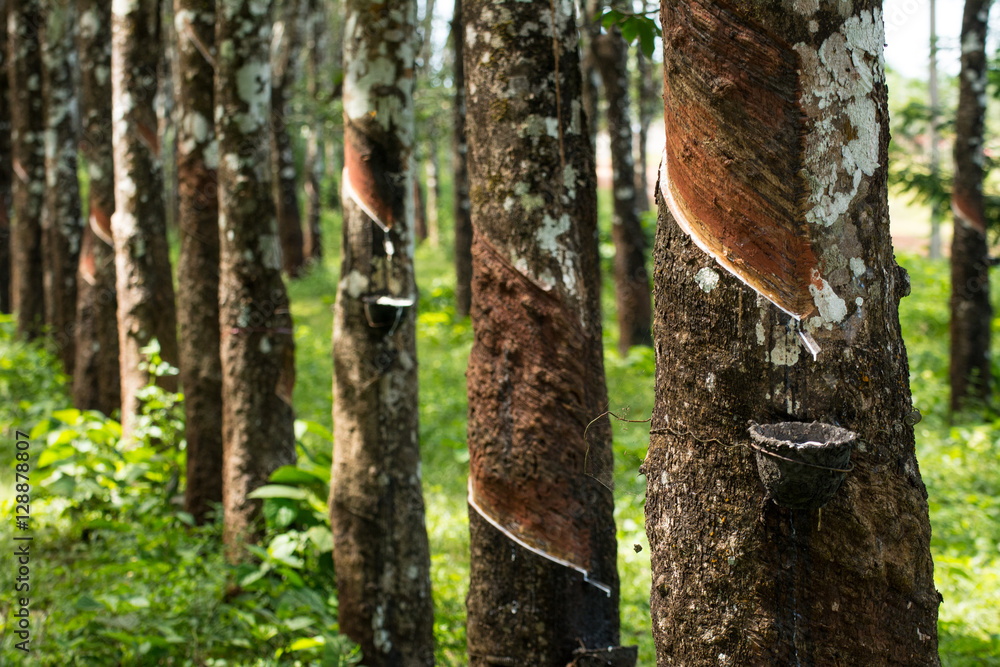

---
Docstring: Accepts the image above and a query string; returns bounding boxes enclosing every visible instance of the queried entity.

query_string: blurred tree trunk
[330,0,434,662]
[175,0,223,525]
[463,0,630,664]
[425,134,439,247]
[0,0,11,315]
[302,0,324,262]
[217,0,297,560]
[593,21,652,355]
[451,0,472,318]
[160,0,179,233]
[580,0,600,153]
[271,0,305,278]
[111,0,179,442]
[928,0,942,260]
[950,0,992,412]
[634,41,653,213]
[648,1,940,663]
[41,0,83,373]
[7,0,46,338]
[74,0,120,415]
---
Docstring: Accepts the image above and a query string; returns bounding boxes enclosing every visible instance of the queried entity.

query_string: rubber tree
[462,0,632,663]
[111,0,179,442]
[216,0,297,559]
[270,0,305,277]
[0,0,11,315]
[73,0,120,416]
[451,0,472,318]
[329,0,434,662]
[950,0,992,412]
[7,0,45,338]
[591,12,652,355]
[41,0,83,373]
[647,2,940,663]
[302,0,325,262]
[175,0,223,524]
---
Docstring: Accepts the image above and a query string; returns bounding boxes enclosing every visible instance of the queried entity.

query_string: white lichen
[695,267,720,293]
[808,273,848,323]
[794,9,884,228]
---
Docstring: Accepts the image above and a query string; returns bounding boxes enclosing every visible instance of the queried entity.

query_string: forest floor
[0,190,998,665]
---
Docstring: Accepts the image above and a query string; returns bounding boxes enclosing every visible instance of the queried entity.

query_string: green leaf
[248,484,309,500]
[75,594,107,611]
[289,636,325,651]
[306,526,334,553]
[51,408,82,424]
[269,466,327,487]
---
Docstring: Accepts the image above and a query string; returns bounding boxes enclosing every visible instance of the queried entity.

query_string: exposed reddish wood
[343,120,398,231]
[661,0,820,319]
[467,237,604,585]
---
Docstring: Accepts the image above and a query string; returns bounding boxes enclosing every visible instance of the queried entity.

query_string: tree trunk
[463,0,629,664]
[111,0,179,442]
[0,0,11,316]
[302,0,324,263]
[928,0,942,260]
[648,2,941,664]
[271,0,305,278]
[74,0,120,416]
[330,0,434,662]
[41,0,83,373]
[451,0,472,318]
[7,0,46,338]
[425,134,439,247]
[634,38,653,213]
[580,0,600,154]
[593,25,652,355]
[175,0,223,525]
[216,0,297,560]
[950,0,992,412]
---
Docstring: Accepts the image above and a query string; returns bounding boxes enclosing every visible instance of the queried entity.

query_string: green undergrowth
[1,188,998,665]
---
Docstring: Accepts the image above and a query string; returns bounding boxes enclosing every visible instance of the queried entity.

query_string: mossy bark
[7,0,45,338]
[950,0,992,412]
[73,0,120,416]
[647,2,940,664]
[330,0,434,663]
[216,0,297,560]
[41,0,83,374]
[176,0,223,525]
[462,0,626,663]
[111,0,179,442]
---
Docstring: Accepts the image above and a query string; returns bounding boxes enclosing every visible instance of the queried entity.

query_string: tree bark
[593,24,652,355]
[111,0,179,442]
[950,0,992,412]
[648,2,941,664]
[41,0,83,373]
[74,0,120,416]
[216,0,297,560]
[463,0,628,664]
[175,0,223,525]
[634,38,653,213]
[451,0,472,318]
[7,0,46,338]
[0,0,11,315]
[302,0,324,262]
[271,0,305,278]
[330,0,435,662]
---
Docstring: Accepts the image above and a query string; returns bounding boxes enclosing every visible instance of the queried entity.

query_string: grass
[0,185,998,664]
